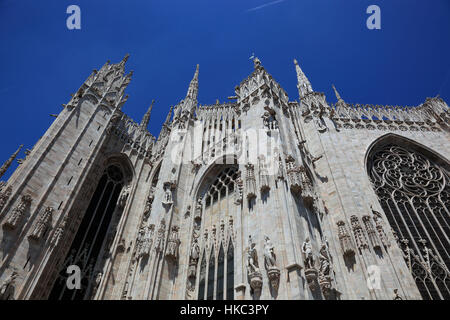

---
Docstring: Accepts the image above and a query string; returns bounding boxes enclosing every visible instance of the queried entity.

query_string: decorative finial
[141,99,155,129]
[332,84,344,103]
[0,144,23,179]
[253,57,261,69]
[164,106,174,125]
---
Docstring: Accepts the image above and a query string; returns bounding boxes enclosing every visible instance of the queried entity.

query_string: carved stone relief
[29,206,53,241]
[3,194,32,230]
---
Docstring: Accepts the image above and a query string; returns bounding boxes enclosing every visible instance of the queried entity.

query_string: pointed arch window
[49,164,128,300]
[207,248,215,300]
[194,165,237,300]
[368,141,450,300]
[226,240,234,300]
[197,241,234,300]
[216,245,225,300]
[197,250,206,300]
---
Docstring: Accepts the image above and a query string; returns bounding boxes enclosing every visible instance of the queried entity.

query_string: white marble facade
[0,55,448,300]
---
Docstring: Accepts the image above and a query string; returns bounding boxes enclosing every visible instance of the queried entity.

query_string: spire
[164,106,174,126]
[141,100,155,129]
[120,53,130,66]
[186,64,199,102]
[294,58,313,99]
[0,144,23,179]
[332,84,344,103]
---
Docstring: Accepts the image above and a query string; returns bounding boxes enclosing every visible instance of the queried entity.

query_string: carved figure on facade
[263,236,277,269]
[143,187,155,220]
[234,172,243,204]
[166,225,180,262]
[302,237,319,286]
[264,236,280,295]
[155,219,166,252]
[194,198,202,221]
[318,238,336,299]
[118,185,130,209]
[162,183,173,206]
[188,237,200,279]
[319,243,331,279]
[302,237,315,270]
[247,235,263,297]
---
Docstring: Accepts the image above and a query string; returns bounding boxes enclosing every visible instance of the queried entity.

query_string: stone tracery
[186,165,238,300]
[369,143,450,300]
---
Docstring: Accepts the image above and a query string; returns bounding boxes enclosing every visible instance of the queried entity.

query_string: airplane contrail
[246,0,286,12]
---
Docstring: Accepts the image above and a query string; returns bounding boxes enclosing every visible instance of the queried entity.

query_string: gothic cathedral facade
[0,55,449,300]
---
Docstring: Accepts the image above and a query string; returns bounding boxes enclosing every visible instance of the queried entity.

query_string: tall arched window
[193,165,237,300]
[49,164,129,300]
[368,141,450,300]
[226,240,234,300]
[216,245,225,300]
[197,250,206,300]
[207,248,215,300]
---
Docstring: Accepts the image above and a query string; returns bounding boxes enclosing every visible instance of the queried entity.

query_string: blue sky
[0,0,449,179]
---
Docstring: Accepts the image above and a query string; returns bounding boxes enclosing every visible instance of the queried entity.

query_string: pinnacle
[141,100,155,128]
